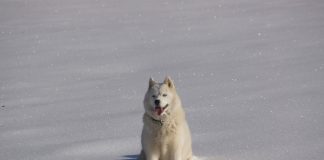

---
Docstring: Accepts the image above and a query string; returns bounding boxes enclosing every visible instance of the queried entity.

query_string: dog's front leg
[169,134,185,160]
[169,143,182,160]
[146,152,159,160]
[170,150,182,160]
[144,146,159,160]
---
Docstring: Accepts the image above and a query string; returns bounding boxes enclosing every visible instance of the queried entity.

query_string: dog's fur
[139,76,193,160]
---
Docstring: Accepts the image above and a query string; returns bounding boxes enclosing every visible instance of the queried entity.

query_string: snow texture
[1,0,324,160]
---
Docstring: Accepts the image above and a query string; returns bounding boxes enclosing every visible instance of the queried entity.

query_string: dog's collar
[151,117,164,126]
[145,113,164,126]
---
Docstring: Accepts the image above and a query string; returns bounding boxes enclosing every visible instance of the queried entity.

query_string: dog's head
[143,76,178,118]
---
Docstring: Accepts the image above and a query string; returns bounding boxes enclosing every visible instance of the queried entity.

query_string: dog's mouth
[154,104,169,116]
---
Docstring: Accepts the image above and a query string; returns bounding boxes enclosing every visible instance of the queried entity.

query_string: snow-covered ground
[1,0,324,159]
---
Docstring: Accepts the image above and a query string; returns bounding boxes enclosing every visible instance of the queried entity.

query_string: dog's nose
[154,100,160,106]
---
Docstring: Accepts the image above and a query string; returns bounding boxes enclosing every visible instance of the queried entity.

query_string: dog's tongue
[154,107,163,116]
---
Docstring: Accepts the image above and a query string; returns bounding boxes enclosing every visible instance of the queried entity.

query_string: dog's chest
[154,119,177,136]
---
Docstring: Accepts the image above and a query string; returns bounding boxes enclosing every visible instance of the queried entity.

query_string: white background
[1,0,323,159]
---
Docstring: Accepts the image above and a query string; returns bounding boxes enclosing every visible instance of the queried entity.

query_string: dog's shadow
[119,154,139,160]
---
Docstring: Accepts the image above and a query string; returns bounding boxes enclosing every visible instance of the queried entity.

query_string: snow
[1,0,324,160]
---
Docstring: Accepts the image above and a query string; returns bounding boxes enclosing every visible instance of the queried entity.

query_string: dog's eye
[152,95,157,98]
[162,94,167,97]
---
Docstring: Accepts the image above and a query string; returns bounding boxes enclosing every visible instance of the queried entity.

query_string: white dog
[139,76,193,160]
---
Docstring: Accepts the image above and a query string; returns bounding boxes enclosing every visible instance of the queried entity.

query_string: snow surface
[1,0,324,160]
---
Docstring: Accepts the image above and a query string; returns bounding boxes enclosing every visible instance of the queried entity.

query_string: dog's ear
[163,76,175,88]
[149,77,156,88]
